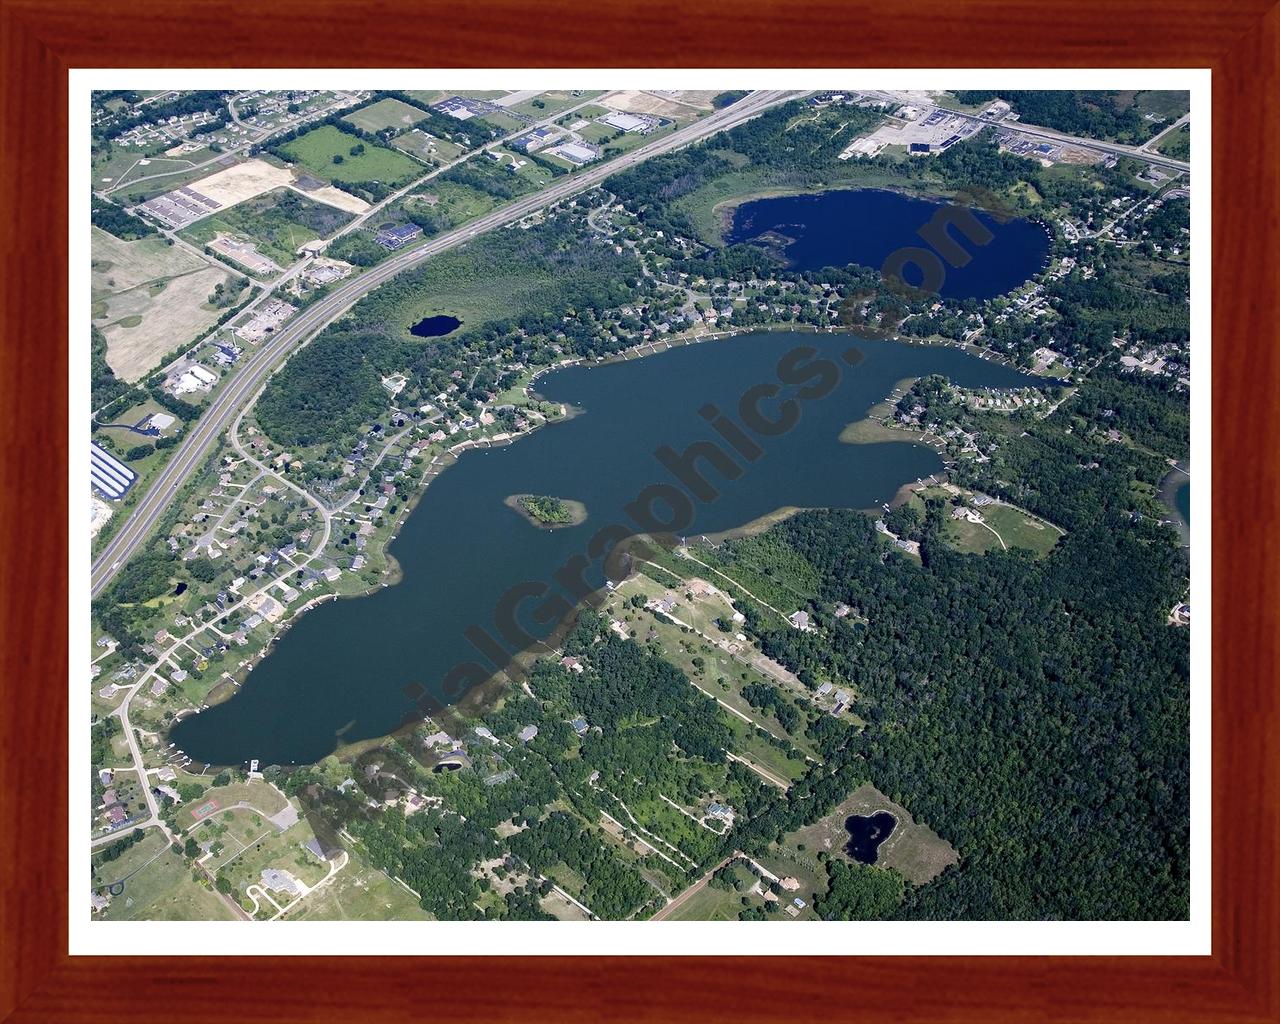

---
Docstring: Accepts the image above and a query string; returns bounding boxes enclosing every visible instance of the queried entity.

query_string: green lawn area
[509,91,603,118]
[1156,123,1191,161]
[477,110,525,133]
[1131,90,1191,121]
[215,817,329,907]
[943,502,1061,557]
[97,839,237,921]
[176,779,289,830]
[400,180,496,232]
[662,879,743,921]
[287,847,431,921]
[279,125,423,186]
[392,130,464,165]
[343,97,429,134]
[178,187,353,266]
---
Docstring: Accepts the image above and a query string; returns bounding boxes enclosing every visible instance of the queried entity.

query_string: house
[150,678,169,697]
[106,805,128,826]
[789,610,810,630]
[560,656,584,674]
[570,717,588,736]
[517,725,539,743]
[171,668,188,683]
[705,802,736,825]
[97,768,113,787]
[322,566,341,582]
[156,766,177,782]
[260,867,302,896]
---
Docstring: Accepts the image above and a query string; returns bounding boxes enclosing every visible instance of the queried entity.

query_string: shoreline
[186,324,1046,766]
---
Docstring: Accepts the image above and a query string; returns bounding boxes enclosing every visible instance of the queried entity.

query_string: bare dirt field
[599,90,711,120]
[289,183,370,215]
[92,228,234,382]
[191,158,295,207]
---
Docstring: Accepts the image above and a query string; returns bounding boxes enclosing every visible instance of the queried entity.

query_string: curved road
[91,91,798,598]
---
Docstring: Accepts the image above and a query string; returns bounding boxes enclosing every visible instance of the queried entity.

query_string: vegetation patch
[506,494,587,528]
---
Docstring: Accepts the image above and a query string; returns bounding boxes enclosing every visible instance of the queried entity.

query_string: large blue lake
[169,331,1040,768]
[726,189,1051,299]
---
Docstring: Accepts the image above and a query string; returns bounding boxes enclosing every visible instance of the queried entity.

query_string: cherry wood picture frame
[2,1,1276,1020]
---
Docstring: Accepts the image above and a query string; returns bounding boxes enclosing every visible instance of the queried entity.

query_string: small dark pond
[409,315,462,338]
[173,582,188,596]
[845,811,897,864]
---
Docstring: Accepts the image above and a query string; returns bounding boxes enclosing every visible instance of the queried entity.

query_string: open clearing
[97,837,237,921]
[92,227,235,382]
[785,781,958,886]
[287,846,430,921]
[599,90,715,121]
[343,97,429,134]
[187,158,296,207]
[279,125,423,187]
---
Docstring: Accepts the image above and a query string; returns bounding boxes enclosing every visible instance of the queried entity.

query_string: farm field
[91,227,238,382]
[178,187,354,266]
[343,97,429,134]
[279,125,423,186]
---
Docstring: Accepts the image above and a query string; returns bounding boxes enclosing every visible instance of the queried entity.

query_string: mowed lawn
[343,97,429,134]
[279,125,423,186]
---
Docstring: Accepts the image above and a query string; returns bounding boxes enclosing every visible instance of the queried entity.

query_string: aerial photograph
[86,85,1192,925]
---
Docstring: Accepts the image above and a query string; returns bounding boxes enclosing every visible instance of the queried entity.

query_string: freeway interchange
[90,89,798,599]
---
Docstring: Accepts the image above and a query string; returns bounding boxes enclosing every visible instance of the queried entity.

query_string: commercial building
[90,442,137,500]
[375,223,424,250]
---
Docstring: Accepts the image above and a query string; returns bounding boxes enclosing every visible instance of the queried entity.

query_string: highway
[940,106,1192,174]
[90,90,798,598]
[851,89,1192,175]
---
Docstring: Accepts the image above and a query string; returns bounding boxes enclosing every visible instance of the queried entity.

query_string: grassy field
[477,109,525,133]
[509,91,602,118]
[178,187,354,266]
[279,125,423,186]
[661,878,744,921]
[287,846,432,921]
[215,817,329,905]
[400,180,496,233]
[1129,90,1191,121]
[176,778,289,829]
[392,129,464,165]
[343,97,429,134]
[1156,122,1191,161]
[783,781,958,886]
[92,226,237,382]
[96,835,237,921]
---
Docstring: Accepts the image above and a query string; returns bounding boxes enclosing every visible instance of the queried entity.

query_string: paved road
[90,91,798,598]
[940,106,1192,173]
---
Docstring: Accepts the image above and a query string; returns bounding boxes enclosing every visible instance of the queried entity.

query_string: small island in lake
[505,493,588,529]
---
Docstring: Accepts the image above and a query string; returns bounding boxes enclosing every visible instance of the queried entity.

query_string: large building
[91,441,137,500]
[602,111,647,133]
[375,223,424,250]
